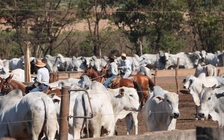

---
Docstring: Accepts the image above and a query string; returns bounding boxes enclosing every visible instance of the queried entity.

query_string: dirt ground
[114,68,222,136]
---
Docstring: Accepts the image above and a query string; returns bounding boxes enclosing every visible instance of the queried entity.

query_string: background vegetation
[0,0,224,59]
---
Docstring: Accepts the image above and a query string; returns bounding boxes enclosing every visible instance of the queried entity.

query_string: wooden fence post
[59,86,70,140]
[175,58,180,94]
[154,68,158,85]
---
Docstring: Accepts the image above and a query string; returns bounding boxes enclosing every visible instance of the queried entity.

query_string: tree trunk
[94,45,100,58]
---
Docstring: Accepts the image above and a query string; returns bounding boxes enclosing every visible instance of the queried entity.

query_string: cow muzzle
[198,113,205,118]
[173,113,180,119]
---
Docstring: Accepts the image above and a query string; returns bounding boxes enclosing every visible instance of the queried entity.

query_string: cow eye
[167,99,171,103]
[208,97,211,101]
[129,94,133,97]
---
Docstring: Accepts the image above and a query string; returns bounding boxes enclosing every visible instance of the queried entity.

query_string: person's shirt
[108,61,118,76]
[119,58,132,71]
[36,67,49,85]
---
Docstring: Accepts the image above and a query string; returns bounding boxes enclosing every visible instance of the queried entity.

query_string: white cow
[200,50,218,66]
[44,54,65,72]
[0,90,58,140]
[199,84,224,126]
[137,65,152,78]
[165,52,200,69]
[8,57,24,71]
[87,56,104,72]
[194,64,217,77]
[73,81,141,139]
[142,86,179,131]
[182,73,224,119]
[134,51,166,70]
[71,56,87,72]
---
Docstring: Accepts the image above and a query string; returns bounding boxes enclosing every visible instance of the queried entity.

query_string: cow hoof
[195,118,198,121]
[200,118,205,121]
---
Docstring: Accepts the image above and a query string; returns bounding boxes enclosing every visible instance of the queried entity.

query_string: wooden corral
[54,67,224,80]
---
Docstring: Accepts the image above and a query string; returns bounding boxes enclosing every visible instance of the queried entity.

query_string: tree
[76,0,118,57]
[0,0,77,57]
[187,0,223,52]
[0,30,20,58]
[112,0,187,54]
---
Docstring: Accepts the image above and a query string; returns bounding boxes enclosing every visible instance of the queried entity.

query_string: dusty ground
[114,68,223,136]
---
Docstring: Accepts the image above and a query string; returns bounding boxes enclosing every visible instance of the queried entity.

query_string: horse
[133,73,155,103]
[82,66,105,83]
[0,74,26,95]
[100,66,155,103]
[83,66,155,103]
[0,74,62,96]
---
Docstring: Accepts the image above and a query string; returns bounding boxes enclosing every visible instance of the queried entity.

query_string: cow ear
[212,84,216,90]
[119,88,124,97]
[153,96,164,104]
[182,78,186,83]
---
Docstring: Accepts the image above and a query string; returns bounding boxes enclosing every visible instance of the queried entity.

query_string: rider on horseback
[25,59,49,93]
[103,54,118,88]
[117,53,132,78]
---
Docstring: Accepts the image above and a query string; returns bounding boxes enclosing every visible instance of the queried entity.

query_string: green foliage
[187,0,223,52]
[0,30,21,59]
[112,0,187,55]
[160,32,186,54]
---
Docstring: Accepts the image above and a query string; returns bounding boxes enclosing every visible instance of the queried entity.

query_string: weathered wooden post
[154,68,158,85]
[24,42,31,82]
[59,86,70,140]
[175,58,180,94]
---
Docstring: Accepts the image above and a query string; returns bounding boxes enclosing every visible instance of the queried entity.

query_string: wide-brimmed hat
[109,54,116,60]
[121,53,126,58]
[35,59,46,67]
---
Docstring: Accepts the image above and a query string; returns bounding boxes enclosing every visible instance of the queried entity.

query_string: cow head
[183,75,195,89]
[118,87,141,111]
[198,84,221,120]
[153,91,180,119]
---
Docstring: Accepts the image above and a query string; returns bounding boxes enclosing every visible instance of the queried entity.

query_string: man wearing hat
[117,53,132,78]
[29,59,50,92]
[103,54,118,88]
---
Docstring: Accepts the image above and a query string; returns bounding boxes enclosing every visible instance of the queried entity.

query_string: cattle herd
[0,50,224,140]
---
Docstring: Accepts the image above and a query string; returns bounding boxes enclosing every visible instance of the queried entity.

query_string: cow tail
[41,96,49,138]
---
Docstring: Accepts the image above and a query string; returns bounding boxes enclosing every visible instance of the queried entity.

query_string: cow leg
[73,118,84,139]
[28,112,44,140]
[125,113,132,135]
[132,112,138,135]
[45,115,58,140]
[125,112,139,135]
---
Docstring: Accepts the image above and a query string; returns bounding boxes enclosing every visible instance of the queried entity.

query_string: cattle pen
[53,67,224,140]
